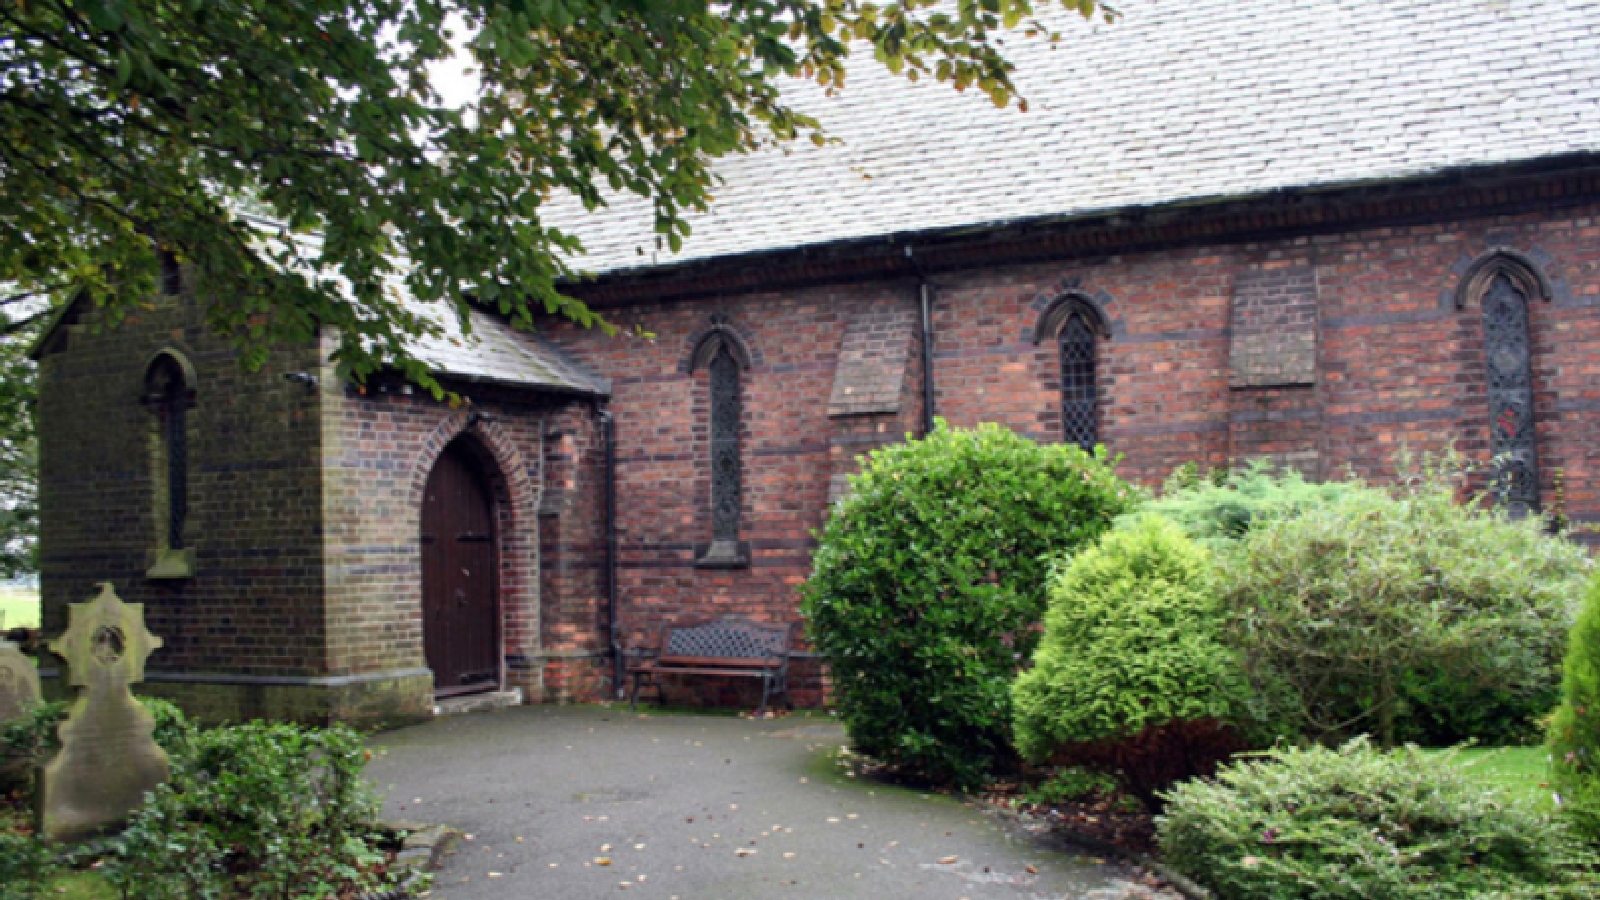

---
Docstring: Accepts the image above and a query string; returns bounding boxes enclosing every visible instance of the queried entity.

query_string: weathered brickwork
[1229,267,1319,388]
[35,277,331,714]
[538,184,1600,708]
[318,376,559,703]
[36,276,596,722]
[35,171,1600,718]
[535,402,612,702]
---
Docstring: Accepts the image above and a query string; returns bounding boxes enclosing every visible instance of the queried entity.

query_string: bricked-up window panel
[145,356,189,550]
[1228,267,1318,388]
[708,342,742,547]
[1483,273,1539,516]
[1060,312,1098,450]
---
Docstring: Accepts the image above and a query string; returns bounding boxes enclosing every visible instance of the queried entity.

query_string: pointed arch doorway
[421,439,502,697]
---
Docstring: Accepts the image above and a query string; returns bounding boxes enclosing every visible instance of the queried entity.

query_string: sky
[425,13,482,114]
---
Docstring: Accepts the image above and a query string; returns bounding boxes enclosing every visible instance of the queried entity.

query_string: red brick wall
[539,197,1600,706]
[36,185,1600,717]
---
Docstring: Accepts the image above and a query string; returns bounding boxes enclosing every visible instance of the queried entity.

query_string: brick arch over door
[406,412,542,695]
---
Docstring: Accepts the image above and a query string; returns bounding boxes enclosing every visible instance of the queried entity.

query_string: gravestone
[0,640,41,722]
[43,583,169,842]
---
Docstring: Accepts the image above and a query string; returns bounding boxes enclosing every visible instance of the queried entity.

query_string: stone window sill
[693,540,750,570]
[146,548,195,580]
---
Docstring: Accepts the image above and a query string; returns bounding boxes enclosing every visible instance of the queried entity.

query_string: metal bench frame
[627,617,794,714]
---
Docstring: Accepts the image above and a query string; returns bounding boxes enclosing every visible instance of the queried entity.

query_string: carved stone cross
[43,583,170,841]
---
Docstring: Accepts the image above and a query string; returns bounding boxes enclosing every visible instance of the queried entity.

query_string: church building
[32,0,1600,721]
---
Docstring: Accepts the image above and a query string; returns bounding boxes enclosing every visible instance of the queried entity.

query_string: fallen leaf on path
[938,856,959,864]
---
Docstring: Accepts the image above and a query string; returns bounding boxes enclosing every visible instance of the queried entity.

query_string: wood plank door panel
[421,441,500,696]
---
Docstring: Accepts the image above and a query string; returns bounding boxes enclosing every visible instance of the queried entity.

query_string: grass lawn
[1437,745,1555,812]
[0,586,39,630]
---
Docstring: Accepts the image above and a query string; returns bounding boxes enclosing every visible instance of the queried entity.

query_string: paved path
[366,705,1157,900]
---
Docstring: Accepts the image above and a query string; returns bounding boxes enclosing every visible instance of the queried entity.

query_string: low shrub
[1012,516,1254,807]
[1217,471,1591,747]
[1134,459,1362,548]
[1550,572,1600,845]
[802,422,1140,788]
[1159,738,1588,900]
[1023,766,1119,806]
[1,696,190,791]
[105,722,394,900]
[0,832,56,900]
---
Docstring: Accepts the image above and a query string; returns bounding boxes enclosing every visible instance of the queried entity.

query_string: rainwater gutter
[597,404,623,698]
[905,246,937,434]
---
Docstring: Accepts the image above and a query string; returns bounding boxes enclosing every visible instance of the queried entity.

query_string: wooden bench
[627,618,794,713]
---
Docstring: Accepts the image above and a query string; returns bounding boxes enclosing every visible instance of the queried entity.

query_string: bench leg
[757,676,772,716]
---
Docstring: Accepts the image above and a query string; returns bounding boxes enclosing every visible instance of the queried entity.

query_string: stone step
[433,688,524,717]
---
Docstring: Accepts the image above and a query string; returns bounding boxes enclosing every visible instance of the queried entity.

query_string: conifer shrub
[1134,459,1362,548]
[1158,739,1591,900]
[1217,473,1590,747]
[1012,516,1254,806]
[1550,572,1600,845]
[801,422,1140,788]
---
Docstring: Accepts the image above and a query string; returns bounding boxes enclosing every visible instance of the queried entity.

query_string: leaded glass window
[1482,273,1539,516]
[1060,311,1098,450]
[709,343,741,545]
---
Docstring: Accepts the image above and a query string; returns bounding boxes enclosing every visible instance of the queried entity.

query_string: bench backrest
[660,618,790,663]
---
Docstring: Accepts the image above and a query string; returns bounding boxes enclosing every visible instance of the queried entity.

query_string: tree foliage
[0,309,35,579]
[1,0,1111,386]
[801,422,1139,788]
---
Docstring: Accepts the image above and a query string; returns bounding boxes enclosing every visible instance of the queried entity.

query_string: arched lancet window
[1059,312,1098,450]
[144,354,192,555]
[1034,292,1110,452]
[687,318,753,568]
[1482,273,1538,515]
[709,344,742,549]
[1458,250,1550,517]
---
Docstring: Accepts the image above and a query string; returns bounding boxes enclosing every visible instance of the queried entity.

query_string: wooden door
[421,441,501,696]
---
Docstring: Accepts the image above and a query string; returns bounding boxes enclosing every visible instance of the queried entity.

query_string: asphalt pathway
[366,705,1159,900]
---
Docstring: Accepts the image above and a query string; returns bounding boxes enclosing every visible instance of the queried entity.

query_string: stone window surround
[1456,247,1553,517]
[685,315,754,569]
[141,348,197,580]
[1031,290,1113,450]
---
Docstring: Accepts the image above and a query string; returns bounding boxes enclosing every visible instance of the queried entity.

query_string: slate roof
[541,0,1600,276]
[260,221,608,394]
[27,218,609,395]
[404,303,608,395]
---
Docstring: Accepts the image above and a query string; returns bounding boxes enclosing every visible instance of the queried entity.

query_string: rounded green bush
[801,422,1140,788]
[1159,739,1587,900]
[1217,479,1591,747]
[1550,572,1600,844]
[1012,515,1254,805]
